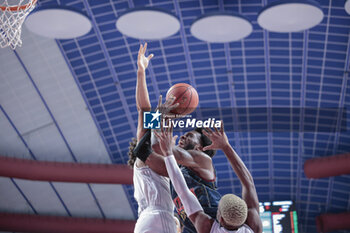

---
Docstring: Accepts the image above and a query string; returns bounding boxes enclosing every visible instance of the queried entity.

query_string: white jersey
[210,221,254,233]
[133,163,176,233]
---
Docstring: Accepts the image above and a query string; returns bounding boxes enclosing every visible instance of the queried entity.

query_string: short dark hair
[194,128,216,157]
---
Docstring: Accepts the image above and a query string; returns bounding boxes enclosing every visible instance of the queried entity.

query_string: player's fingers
[138,45,142,59]
[165,96,175,106]
[168,103,179,111]
[203,145,213,151]
[214,125,219,134]
[160,119,164,132]
[166,119,171,133]
[169,122,173,134]
[164,96,174,105]
[139,44,142,53]
[220,120,224,133]
[202,129,211,137]
[205,127,214,134]
[168,96,176,105]
[157,95,162,109]
[153,130,161,139]
[147,54,154,60]
[165,120,171,135]
[173,135,178,144]
[143,42,148,53]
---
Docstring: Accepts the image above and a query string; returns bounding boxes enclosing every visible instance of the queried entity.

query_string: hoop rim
[0,0,37,11]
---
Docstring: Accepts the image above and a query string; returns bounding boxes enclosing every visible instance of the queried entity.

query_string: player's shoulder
[187,149,213,168]
[188,149,212,160]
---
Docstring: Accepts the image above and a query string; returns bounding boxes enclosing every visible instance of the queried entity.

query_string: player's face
[177,131,201,150]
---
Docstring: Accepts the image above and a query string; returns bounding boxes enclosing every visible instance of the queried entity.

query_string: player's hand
[202,121,229,151]
[156,95,179,118]
[153,122,178,156]
[137,43,153,71]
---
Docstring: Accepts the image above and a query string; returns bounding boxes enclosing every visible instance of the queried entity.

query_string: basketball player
[154,123,263,233]
[149,114,221,233]
[129,43,221,232]
[130,43,179,233]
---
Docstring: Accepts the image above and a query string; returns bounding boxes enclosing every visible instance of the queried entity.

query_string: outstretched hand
[138,43,154,71]
[202,121,229,151]
[153,123,178,156]
[156,95,179,117]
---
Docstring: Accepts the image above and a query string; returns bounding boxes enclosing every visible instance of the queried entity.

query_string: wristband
[133,129,152,162]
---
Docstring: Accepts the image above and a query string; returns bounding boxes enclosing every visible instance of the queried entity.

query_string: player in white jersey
[128,43,179,233]
[133,158,176,233]
[154,123,263,233]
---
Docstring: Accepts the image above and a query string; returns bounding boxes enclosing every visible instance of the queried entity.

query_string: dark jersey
[171,165,221,233]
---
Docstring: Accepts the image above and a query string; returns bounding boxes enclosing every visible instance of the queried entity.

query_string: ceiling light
[116,7,180,40]
[190,12,252,43]
[258,0,324,32]
[345,0,350,15]
[25,6,92,39]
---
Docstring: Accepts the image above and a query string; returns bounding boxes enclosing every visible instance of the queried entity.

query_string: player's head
[177,128,216,157]
[127,137,138,167]
[216,194,248,230]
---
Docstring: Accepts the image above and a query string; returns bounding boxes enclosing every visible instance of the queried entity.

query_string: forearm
[164,155,203,216]
[146,153,168,177]
[222,144,259,210]
[222,144,254,187]
[136,70,150,140]
[172,146,194,165]
[136,69,151,111]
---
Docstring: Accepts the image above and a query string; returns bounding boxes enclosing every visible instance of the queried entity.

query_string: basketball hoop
[0,0,37,49]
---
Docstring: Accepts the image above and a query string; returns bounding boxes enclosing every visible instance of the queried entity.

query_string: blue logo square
[143,111,161,129]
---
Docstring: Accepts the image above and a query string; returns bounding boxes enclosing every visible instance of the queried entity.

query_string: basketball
[166,83,199,115]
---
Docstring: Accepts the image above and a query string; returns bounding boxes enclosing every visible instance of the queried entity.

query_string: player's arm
[145,145,213,178]
[154,127,213,233]
[221,145,262,233]
[136,97,178,176]
[203,123,262,233]
[151,138,214,179]
[136,43,153,141]
[173,147,215,179]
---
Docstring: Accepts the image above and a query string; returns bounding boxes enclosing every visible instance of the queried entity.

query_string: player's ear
[220,216,225,226]
[194,145,203,151]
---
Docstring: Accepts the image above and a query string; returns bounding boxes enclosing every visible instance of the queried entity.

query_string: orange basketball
[166,83,199,115]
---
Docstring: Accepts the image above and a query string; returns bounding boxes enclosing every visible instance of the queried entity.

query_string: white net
[0,0,36,49]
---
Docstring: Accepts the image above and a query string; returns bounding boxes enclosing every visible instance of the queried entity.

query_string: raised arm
[203,123,262,233]
[136,43,153,141]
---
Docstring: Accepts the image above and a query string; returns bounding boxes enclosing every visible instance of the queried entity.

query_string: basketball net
[0,0,36,49]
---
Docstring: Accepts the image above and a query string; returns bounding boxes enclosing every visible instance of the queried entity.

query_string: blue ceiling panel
[32,0,350,230]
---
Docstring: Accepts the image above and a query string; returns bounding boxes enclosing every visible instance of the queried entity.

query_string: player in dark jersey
[169,128,221,233]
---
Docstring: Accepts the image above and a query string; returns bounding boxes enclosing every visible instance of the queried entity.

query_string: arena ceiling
[0,0,349,232]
